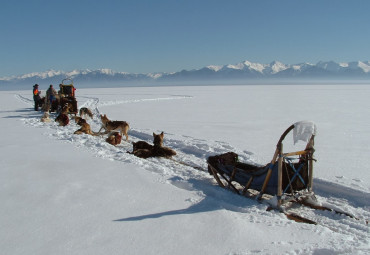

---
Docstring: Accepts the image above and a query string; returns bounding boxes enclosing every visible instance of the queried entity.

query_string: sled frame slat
[242,176,254,195]
[208,164,240,194]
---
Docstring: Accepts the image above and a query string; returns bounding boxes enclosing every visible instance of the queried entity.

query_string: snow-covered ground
[0,84,369,255]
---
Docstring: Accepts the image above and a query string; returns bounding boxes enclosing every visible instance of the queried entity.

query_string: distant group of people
[32,84,57,111]
[32,83,76,111]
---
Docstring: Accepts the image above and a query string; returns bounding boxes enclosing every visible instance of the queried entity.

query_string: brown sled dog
[79,107,93,119]
[60,103,71,115]
[55,113,69,126]
[130,140,154,158]
[130,132,176,159]
[106,132,122,146]
[74,118,96,135]
[99,114,129,141]
[131,131,166,151]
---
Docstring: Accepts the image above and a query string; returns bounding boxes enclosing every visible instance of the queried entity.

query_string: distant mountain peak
[206,65,223,72]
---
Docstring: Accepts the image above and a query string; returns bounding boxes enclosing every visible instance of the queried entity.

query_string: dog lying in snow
[73,118,97,135]
[40,112,52,123]
[129,132,176,159]
[106,132,122,146]
[55,113,69,126]
[60,103,72,115]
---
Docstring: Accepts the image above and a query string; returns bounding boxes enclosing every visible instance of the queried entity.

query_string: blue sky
[1,0,369,77]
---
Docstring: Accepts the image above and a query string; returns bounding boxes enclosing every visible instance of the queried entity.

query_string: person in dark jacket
[33,84,41,111]
[45,84,57,111]
[46,84,57,104]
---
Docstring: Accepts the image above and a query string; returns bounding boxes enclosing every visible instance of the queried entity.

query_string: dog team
[40,104,176,159]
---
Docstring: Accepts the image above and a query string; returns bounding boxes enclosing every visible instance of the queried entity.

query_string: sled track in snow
[76,96,102,127]
[15,93,370,243]
[97,95,193,108]
[15,94,34,106]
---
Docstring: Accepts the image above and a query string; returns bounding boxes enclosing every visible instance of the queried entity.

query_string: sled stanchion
[242,176,254,195]
[208,163,240,194]
[208,164,226,188]
[259,124,295,199]
[277,144,283,206]
[309,157,313,192]
[307,136,315,192]
[219,171,240,194]
[259,147,279,199]
[228,167,237,189]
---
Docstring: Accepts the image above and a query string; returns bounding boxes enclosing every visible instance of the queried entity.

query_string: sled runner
[207,121,316,207]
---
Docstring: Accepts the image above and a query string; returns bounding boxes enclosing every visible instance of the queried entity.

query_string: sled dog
[41,112,52,123]
[79,107,93,119]
[132,140,153,151]
[152,132,177,158]
[55,113,69,126]
[130,132,176,159]
[74,122,94,135]
[74,118,98,135]
[60,103,71,115]
[99,114,129,141]
[106,132,122,146]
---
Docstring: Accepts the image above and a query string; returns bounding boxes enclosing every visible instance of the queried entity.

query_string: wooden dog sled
[207,121,368,224]
[207,121,316,207]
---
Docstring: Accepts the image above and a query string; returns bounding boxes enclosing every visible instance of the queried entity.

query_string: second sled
[207,121,317,207]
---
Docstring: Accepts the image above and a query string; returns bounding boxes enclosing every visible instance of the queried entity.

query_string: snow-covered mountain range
[1,60,370,88]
